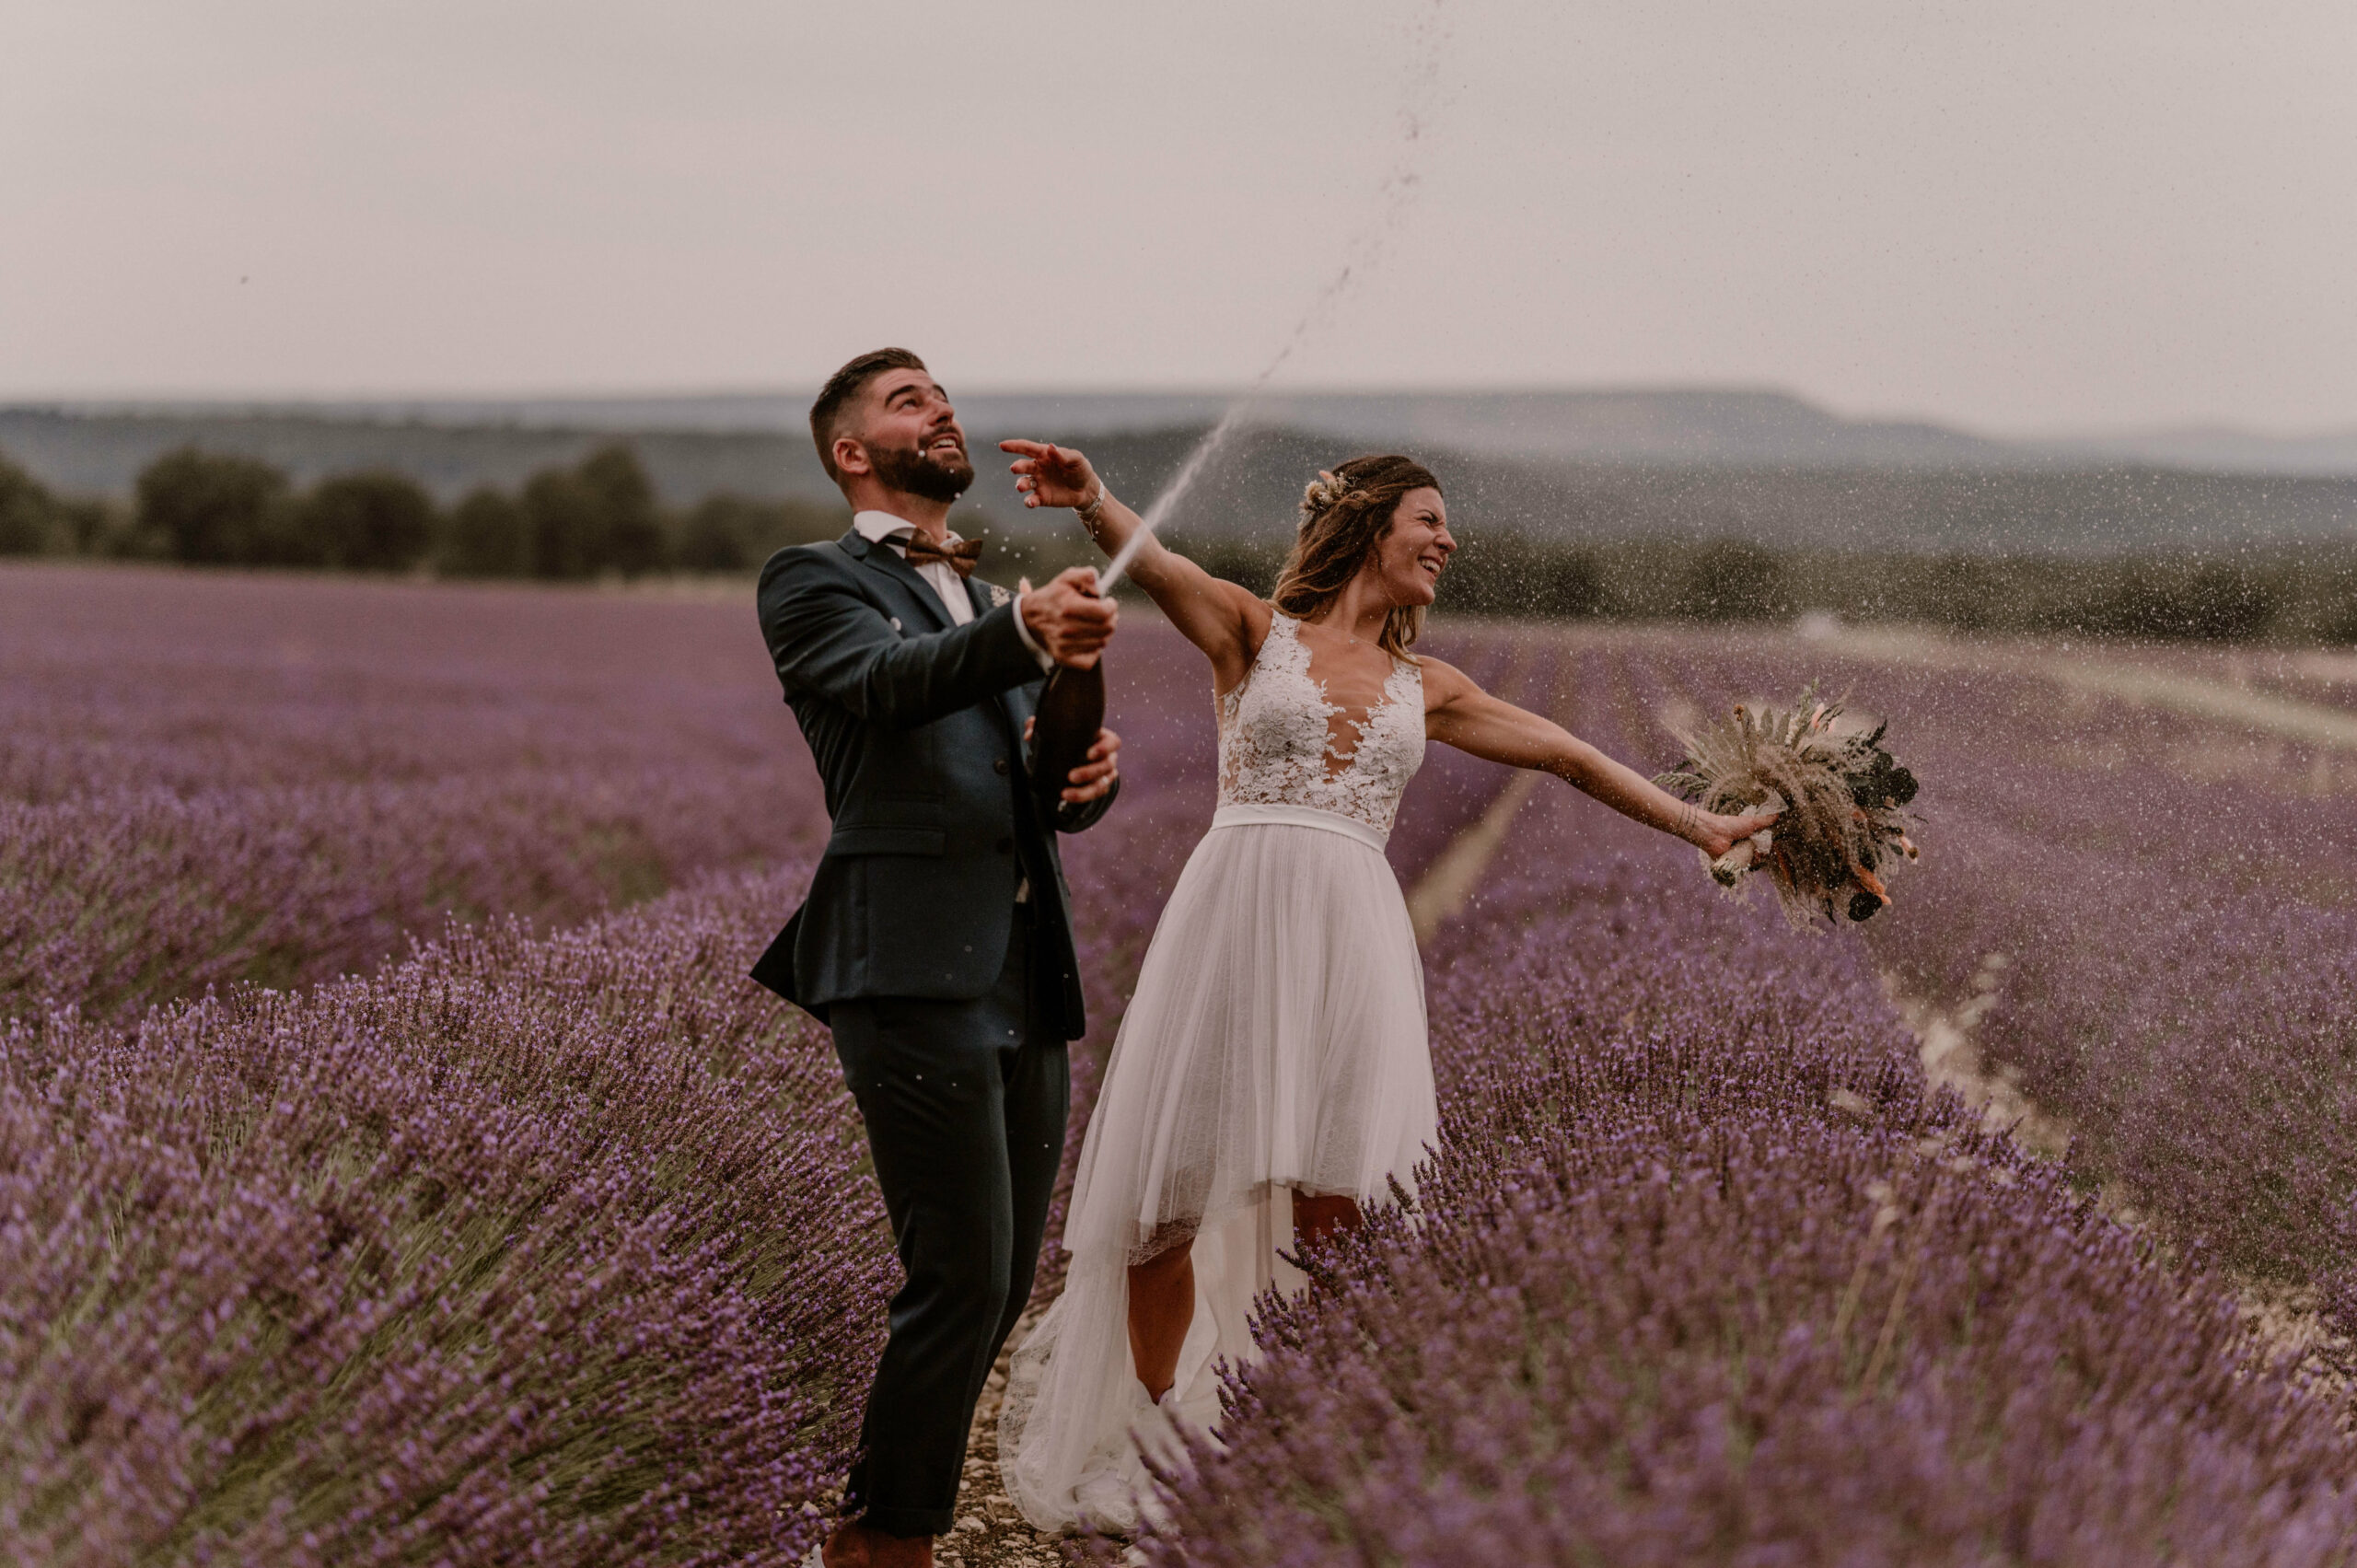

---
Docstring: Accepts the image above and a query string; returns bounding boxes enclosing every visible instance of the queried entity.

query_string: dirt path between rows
[1402,644,1557,943]
[1823,624,2357,753]
[932,1328,1069,1567]
[1891,961,2351,1389]
[1801,625,2357,1382]
[1622,624,2355,1401]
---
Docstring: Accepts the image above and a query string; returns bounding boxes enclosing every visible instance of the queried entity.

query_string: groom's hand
[1024,718,1121,803]
[1021,567,1117,668]
[1064,726,1121,803]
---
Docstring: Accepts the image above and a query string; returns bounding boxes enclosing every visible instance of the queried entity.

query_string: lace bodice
[1216,613,1424,841]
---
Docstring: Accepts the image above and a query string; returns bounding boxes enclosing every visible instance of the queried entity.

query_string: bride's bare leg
[1293,1191,1364,1249]
[1126,1241,1195,1402]
[1129,1196,1359,1401]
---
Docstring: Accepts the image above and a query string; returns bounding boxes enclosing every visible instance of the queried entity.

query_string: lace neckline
[1214,612,1424,838]
[1273,613,1411,777]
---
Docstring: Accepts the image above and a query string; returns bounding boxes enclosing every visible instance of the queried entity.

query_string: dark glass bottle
[1029,658,1105,817]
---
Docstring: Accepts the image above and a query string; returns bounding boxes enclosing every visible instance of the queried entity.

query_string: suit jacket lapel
[841,528,950,631]
[840,537,1048,861]
[965,575,997,622]
[840,534,1030,751]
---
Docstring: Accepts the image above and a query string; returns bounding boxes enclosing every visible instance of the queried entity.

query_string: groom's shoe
[819,1518,933,1568]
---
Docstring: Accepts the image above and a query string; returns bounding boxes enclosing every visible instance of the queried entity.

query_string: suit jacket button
[993,757,1009,775]
[996,837,1014,854]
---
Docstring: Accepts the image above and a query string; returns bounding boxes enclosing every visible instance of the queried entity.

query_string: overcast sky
[3,1,2352,435]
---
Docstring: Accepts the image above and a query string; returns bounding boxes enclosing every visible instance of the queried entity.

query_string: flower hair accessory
[1301,470,1356,517]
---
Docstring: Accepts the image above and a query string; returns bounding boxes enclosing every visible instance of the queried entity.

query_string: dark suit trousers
[827,912,1069,1539]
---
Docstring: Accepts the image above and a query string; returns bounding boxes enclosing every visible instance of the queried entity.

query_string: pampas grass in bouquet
[1655,687,1921,926]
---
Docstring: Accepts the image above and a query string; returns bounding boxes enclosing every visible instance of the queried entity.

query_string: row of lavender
[1138,638,2357,1563]
[3,868,885,1564]
[1625,629,2357,1314]
[1,566,831,1020]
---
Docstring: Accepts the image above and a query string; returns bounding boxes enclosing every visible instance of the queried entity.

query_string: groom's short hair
[811,347,929,485]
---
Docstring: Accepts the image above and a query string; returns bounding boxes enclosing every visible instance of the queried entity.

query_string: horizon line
[4,386,2354,447]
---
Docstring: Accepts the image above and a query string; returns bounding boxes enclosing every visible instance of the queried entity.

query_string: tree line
[6,440,2355,644]
[1162,528,2357,645]
[0,442,847,578]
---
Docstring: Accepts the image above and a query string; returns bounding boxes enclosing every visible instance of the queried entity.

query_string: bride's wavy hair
[1271,454,1443,660]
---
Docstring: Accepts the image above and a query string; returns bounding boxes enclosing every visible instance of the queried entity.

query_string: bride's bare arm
[1422,657,1778,858]
[1002,439,1268,687]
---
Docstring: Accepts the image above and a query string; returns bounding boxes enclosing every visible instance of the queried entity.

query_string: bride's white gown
[998,613,1440,1532]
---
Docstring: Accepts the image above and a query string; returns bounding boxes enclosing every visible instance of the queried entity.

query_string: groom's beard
[869,436,975,505]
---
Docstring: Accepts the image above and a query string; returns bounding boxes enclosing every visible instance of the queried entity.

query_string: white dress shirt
[852,510,1052,669]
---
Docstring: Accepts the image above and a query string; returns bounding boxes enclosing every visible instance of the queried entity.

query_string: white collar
[852,510,961,546]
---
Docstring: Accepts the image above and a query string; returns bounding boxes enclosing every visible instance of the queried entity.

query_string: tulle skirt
[999,804,1438,1533]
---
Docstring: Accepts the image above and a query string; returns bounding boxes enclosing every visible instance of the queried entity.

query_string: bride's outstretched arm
[1422,657,1778,858]
[1001,440,1268,687]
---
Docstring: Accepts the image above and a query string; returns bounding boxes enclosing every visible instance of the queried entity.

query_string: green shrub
[674,494,847,573]
[439,487,529,577]
[520,444,666,580]
[579,444,667,578]
[1675,539,1787,621]
[0,454,58,555]
[137,447,298,565]
[297,470,439,572]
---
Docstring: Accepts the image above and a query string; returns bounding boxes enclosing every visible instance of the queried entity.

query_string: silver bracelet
[1075,484,1112,529]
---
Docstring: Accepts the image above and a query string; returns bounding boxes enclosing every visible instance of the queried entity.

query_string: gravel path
[935,1307,1078,1568]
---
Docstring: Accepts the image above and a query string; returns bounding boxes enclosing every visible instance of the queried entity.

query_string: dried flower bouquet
[1655,688,1920,923]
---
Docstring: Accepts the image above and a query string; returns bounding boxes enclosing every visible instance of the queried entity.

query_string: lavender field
[6,564,2354,1565]
[0,566,832,1020]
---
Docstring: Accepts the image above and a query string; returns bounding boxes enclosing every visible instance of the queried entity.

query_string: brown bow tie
[899,532,985,578]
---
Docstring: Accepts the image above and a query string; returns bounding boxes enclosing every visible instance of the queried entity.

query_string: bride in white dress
[990,446,1778,1534]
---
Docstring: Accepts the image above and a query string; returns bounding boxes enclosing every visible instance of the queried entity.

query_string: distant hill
[7,389,2356,558]
[1073,424,2357,556]
[2026,425,2357,476]
[48,387,2346,473]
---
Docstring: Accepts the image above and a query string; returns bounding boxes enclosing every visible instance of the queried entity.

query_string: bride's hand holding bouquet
[1655,689,1922,925]
[1673,797,1785,862]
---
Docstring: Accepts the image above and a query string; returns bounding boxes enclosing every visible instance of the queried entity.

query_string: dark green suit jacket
[750,528,1114,1035]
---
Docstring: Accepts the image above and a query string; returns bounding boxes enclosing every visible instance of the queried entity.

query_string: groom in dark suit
[753,348,1120,1568]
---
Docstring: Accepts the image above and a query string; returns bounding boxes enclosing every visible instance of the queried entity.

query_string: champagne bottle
[1029,657,1105,818]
